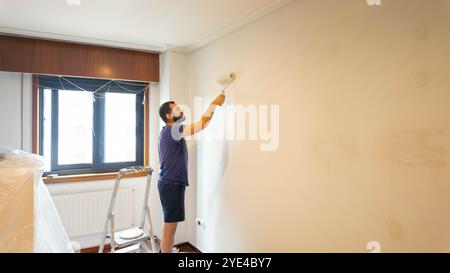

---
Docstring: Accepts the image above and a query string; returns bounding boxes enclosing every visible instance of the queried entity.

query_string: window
[38,76,147,176]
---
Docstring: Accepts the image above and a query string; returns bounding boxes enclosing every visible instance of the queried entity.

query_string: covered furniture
[0,147,73,253]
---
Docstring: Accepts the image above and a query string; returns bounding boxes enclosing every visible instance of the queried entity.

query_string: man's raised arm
[182,93,226,137]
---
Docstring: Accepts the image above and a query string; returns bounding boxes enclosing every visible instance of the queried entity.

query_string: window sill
[43,172,148,184]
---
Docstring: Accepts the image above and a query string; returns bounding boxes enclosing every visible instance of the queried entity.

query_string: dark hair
[159,101,175,123]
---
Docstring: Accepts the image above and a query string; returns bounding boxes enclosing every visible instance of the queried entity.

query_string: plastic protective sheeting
[34,173,74,253]
[0,147,73,253]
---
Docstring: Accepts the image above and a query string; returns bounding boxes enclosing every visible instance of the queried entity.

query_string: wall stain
[415,72,430,87]
[329,44,340,57]
[310,135,359,158]
[310,135,359,172]
[414,25,430,40]
[380,130,447,170]
[387,219,406,243]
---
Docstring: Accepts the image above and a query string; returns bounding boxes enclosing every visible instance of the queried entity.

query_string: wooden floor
[81,242,201,253]
[174,242,201,253]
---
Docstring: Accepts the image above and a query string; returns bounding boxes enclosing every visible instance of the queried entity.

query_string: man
[158,92,225,253]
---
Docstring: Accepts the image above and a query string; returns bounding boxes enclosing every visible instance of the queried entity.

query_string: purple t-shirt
[158,124,188,186]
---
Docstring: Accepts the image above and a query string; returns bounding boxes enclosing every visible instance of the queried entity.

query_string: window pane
[42,89,52,171]
[58,90,93,165]
[104,93,136,163]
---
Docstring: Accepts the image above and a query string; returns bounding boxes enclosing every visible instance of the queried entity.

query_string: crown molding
[183,0,295,53]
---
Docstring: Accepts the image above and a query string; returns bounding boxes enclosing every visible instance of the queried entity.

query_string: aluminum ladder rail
[98,166,157,253]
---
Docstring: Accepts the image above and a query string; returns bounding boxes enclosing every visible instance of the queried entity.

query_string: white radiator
[52,189,135,238]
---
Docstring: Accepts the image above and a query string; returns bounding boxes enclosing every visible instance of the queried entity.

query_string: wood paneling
[0,35,159,82]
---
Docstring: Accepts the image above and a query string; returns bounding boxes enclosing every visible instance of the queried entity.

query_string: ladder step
[113,229,150,248]
[113,244,141,253]
[98,167,156,253]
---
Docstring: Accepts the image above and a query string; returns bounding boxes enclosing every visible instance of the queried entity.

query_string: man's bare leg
[161,222,178,253]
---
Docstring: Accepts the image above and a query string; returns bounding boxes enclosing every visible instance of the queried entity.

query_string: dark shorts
[158,181,186,223]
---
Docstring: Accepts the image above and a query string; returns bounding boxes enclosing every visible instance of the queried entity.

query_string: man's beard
[173,113,184,123]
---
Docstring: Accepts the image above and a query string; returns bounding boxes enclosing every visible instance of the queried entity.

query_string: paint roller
[217,72,236,94]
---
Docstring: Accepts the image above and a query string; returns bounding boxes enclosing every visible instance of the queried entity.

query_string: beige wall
[187,0,450,252]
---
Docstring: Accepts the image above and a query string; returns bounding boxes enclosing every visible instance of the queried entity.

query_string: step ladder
[98,166,157,253]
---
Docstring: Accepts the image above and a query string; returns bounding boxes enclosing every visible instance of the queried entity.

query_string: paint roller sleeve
[217,73,236,85]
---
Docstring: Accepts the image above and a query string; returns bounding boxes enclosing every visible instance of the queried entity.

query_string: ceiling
[0,0,293,52]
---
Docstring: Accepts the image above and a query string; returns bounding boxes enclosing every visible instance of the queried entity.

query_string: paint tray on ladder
[107,227,151,249]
